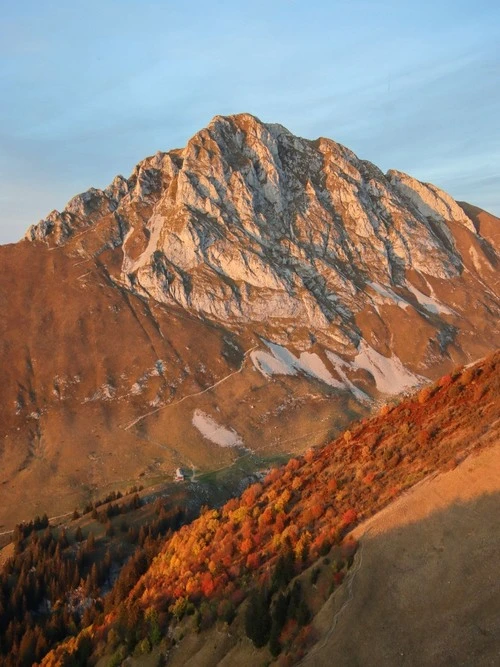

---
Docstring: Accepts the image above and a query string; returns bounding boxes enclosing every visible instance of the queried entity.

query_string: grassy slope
[303,441,500,667]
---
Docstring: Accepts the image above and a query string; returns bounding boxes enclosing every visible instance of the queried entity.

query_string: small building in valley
[174,467,187,482]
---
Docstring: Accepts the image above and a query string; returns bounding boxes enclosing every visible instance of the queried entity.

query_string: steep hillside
[458,200,500,248]
[303,441,500,667]
[40,351,499,666]
[1,113,499,528]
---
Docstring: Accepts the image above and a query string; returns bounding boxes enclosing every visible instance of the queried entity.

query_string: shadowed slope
[303,444,500,667]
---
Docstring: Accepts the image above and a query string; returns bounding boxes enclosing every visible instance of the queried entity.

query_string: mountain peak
[206,112,293,139]
[23,114,498,355]
[208,111,263,128]
[2,113,499,556]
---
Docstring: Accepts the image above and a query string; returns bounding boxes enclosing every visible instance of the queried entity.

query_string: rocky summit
[1,113,499,526]
[27,114,497,351]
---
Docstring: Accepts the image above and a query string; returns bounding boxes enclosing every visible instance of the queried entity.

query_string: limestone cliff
[26,113,498,359]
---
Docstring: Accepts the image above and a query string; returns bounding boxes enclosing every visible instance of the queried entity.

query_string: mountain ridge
[0,113,499,529]
[23,113,498,357]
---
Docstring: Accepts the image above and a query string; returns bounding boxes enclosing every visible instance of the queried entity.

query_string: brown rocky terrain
[1,113,499,529]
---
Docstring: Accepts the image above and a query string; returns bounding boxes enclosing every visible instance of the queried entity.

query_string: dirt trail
[302,441,500,667]
[122,346,258,431]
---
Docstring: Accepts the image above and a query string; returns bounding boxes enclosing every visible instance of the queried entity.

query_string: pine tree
[35,630,48,663]
[18,627,36,667]
[86,532,95,552]
[271,548,295,593]
[245,588,271,648]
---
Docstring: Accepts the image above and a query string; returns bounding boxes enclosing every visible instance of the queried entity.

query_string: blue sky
[0,0,499,244]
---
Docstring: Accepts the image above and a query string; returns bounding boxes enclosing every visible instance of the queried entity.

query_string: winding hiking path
[122,346,258,431]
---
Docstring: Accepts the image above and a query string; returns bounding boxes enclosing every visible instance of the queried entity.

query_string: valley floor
[303,439,500,667]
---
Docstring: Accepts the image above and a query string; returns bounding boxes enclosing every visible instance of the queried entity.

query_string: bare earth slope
[1,113,499,527]
[458,200,500,248]
[304,442,500,667]
[0,241,256,527]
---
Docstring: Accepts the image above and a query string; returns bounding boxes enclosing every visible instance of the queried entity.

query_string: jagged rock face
[2,112,498,527]
[26,113,498,354]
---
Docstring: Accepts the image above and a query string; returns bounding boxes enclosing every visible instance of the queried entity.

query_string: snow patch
[353,341,424,394]
[192,410,244,448]
[251,342,343,388]
[296,352,343,388]
[250,348,297,377]
[405,282,453,315]
[369,282,410,310]
[325,351,372,403]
